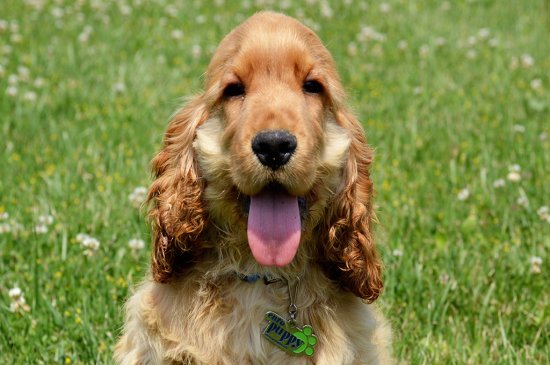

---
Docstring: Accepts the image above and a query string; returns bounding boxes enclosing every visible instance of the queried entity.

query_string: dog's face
[192,14,351,267]
[149,12,382,302]
[214,30,328,197]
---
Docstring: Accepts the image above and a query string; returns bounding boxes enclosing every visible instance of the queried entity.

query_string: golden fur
[115,12,392,365]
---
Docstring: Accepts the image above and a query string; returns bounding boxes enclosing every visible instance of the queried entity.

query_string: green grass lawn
[1,0,548,363]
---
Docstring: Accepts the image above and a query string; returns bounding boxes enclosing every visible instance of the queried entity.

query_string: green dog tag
[263,311,317,357]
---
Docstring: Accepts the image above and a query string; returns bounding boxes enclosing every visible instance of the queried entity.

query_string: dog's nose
[251,130,297,170]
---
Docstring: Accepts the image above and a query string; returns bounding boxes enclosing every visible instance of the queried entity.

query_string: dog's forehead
[206,12,335,87]
[233,33,315,82]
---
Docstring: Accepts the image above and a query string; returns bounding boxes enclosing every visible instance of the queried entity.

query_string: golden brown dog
[115,11,392,365]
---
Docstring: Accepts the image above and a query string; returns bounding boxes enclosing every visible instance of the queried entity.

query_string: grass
[0,0,548,363]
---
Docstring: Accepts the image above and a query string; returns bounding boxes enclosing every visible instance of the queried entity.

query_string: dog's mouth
[241,183,305,267]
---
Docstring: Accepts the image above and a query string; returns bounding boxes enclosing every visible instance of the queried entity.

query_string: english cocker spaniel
[115,11,392,365]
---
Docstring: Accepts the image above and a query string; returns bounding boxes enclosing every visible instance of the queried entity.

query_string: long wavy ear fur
[322,109,383,303]
[148,97,209,283]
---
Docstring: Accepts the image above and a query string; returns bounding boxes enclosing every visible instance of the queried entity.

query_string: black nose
[251,130,297,170]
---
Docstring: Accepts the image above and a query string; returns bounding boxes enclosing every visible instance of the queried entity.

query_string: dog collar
[236,272,317,356]
[235,272,281,285]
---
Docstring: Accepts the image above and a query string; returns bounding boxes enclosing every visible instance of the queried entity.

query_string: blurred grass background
[0,0,548,363]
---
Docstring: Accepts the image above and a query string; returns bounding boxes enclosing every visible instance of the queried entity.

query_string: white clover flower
[517,195,529,208]
[129,186,148,208]
[17,66,30,80]
[9,22,19,33]
[488,38,499,48]
[320,2,333,18]
[113,81,126,93]
[513,124,526,133]
[419,44,429,57]
[540,132,547,141]
[191,44,202,59]
[6,86,17,97]
[358,26,386,42]
[38,215,54,225]
[128,238,145,251]
[8,286,30,313]
[0,212,8,220]
[507,172,521,182]
[10,297,29,313]
[392,249,403,257]
[8,287,22,300]
[195,15,206,24]
[50,7,64,18]
[397,40,408,50]
[457,188,470,201]
[8,74,18,85]
[81,235,100,256]
[478,28,490,39]
[78,31,90,43]
[10,33,22,43]
[82,236,100,250]
[0,19,7,32]
[530,78,542,91]
[379,3,391,13]
[279,0,291,9]
[507,166,521,181]
[0,218,21,234]
[10,300,27,313]
[413,86,423,95]
[537,206,550,222]
[434,37,446,47]
[165,5,178,17]
[466,49,477,59]
[520,54,534,68]
[439,272,449,284]
[23,91,37,102]
[492,178,505,188]
[76,233,90,242]
[0,222,12,234]
[467,35,477,46]
[34,224,48,234]
[171,29,184,40]
[119,4,132,16]
[33,77,45,88]
[77,232,99,251]
[530,256,542,274]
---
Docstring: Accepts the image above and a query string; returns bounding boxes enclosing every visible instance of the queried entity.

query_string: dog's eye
[303,80,324,94]
[223,83,245,98]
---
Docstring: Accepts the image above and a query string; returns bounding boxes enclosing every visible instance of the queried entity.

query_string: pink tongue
[247,189,301,267]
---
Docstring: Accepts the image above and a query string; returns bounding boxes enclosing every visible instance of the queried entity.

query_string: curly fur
[115,11,392,365]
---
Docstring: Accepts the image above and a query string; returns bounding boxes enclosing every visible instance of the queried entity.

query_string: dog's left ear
[321,109,383,303]
[147,96,209,283]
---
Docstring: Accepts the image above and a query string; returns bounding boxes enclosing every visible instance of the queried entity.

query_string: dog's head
[148,12,382,303]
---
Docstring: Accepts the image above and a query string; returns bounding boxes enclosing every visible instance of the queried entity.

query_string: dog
[115,11,392,365]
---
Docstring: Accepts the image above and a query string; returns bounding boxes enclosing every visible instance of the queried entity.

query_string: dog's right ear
[148,96,209,283]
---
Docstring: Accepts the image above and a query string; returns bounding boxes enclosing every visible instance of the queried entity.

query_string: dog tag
[262,311,317,357]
